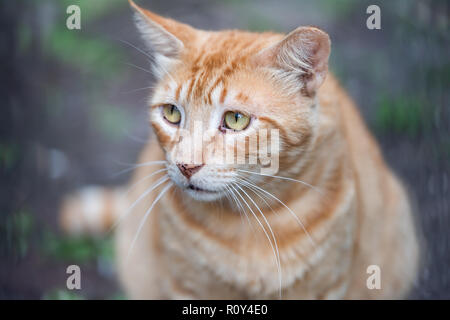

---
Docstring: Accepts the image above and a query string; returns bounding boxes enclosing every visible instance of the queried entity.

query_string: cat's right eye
[162,104,181,125]
[222,111,250,132]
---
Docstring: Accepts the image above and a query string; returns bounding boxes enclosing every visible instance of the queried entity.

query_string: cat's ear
[129,0,194,78]
[254,26,331,97]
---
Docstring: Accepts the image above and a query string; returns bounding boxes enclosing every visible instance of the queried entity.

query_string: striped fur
[60,1,420,299]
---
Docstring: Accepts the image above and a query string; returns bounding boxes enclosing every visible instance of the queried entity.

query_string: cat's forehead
[185,31,280,72]
[163,31,282,106]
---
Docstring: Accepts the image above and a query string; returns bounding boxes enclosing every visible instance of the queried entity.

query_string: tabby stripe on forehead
[188,36,255,104]
[186,75,197,101]
[205,61,238,104]
[235,92,249,104]
[219,87,228,104]
[193,69,209,101]
[192,69,210,101]
[186,37,267,105]
[174,83,182,101]
[191,53,204,72]
[205,76,223,105]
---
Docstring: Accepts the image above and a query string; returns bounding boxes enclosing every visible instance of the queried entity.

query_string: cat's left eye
[222,111,250,131]
[162,104,181,125]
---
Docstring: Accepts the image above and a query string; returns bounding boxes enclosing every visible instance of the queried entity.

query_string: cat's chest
[155,185,356,298]
[157,206,324,298]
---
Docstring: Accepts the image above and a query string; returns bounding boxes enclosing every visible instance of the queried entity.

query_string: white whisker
[226,185,256,236]
[110,175,169,232]
[123,129,149,144]
[241,180,278,215]
[237,169,323,195]
[121,85,156,94]
[116,38,176,83]
[117,38,154,60]
[125,168,168,196]
[126,182,173,261]
[230,183,282,299]
[113,160,167,177]
[238,177,316,248]
[124,62,153,75]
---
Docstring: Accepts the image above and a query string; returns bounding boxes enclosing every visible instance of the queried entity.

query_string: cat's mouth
[187,184,217,193]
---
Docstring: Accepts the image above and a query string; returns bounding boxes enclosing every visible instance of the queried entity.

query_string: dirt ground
[1,0,449,299]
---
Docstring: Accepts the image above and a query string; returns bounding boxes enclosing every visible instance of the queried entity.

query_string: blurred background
[1,0,448,299]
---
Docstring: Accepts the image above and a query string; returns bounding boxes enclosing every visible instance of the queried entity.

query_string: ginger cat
[60,1,420,299]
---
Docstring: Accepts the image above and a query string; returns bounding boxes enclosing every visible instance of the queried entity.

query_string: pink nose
[177,163,204,179]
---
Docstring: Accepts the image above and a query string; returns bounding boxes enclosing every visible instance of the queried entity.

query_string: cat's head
[130,1,330,202]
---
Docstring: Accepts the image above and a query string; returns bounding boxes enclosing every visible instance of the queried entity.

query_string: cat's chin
[183,186,224,202]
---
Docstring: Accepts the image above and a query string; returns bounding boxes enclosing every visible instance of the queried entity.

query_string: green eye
[162,104,181,124]
[223,111,250,131]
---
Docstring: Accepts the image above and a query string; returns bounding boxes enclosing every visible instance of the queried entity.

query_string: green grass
[42,289,127,300]
[41,232,114,264]
[55,0,126,24]
[43,28,124,78]
[43,289,85,300]
[37,0,126,78]
[109,292,127,300]
[374,95,431,137]
[4,209,34,258]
